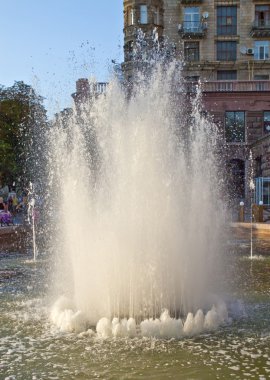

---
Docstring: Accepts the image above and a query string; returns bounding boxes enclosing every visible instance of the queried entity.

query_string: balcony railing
[186,80,270,93]
[180,0,203,3]
[178,22,207,38]
[90,82,108,94]
[250,20,270,37]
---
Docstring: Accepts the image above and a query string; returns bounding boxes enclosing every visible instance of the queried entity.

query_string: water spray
[27,182,37,261]
[249,151,255,260]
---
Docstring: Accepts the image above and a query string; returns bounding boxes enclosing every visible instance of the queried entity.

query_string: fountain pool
[0,242,269,379]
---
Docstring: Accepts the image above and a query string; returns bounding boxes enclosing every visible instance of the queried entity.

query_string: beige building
[123,0,270,81]
[123,0,270,209]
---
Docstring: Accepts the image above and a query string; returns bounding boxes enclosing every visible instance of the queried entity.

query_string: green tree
[0,81,48,190]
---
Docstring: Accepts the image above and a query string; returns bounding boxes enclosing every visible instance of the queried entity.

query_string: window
[185,76,199,93]
[125,41,134,60]
[127,7,135,26]
[255,156,262,177]
[217,70,237,80]
[184,42,199,61]
[264,111,270,133]
[153,6,160,25]
[254,41,269,60]
[254,74,269,80]
[217,41,237,61]
[184,7,200,32]
[217,6,237,35]
[228,159,245,199]
[255,177,270,205]
[263,180,270,205]
[255,5,270,27]
[185,76,199,81]
[225,111,245,142]
[140,5,148,24]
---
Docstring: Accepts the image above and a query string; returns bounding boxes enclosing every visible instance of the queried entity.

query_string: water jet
[48,61,226,331]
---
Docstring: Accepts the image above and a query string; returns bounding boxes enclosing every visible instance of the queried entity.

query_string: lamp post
[239,201,245,222]
[258,200,264,223]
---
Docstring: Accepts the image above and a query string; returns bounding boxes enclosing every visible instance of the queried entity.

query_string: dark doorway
[228,159,245,200]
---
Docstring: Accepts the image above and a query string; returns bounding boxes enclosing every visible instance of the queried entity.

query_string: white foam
[204,306,220,331]
[139,302,228,338]
[193,309,205,334]
[50,296,88,333]
[95,306,228,339]
[51,297,229,338]
[96,317,137,338]
[96,317,112,338]
[78,329,95,338]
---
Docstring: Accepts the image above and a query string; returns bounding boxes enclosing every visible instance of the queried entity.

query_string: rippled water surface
[0,240,270,380]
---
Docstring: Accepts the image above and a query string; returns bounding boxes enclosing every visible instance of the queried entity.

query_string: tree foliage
[0,81,48,188]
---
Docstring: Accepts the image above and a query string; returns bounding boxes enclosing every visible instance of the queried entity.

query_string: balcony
[199,80,270,92]
[178,22,207,39]
[91,82,108,94]
[250,20,270,37]
[72,81,108,104]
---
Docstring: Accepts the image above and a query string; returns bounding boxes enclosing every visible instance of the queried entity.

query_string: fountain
[47,60,228,336]
[1,61,270,380]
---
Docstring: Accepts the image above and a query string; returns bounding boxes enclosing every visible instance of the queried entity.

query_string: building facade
[72,79,108,109]
[123,0,270,207]
[123,0,270,81]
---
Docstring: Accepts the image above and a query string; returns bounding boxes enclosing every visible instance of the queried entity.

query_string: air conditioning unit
[246,48,254,55]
